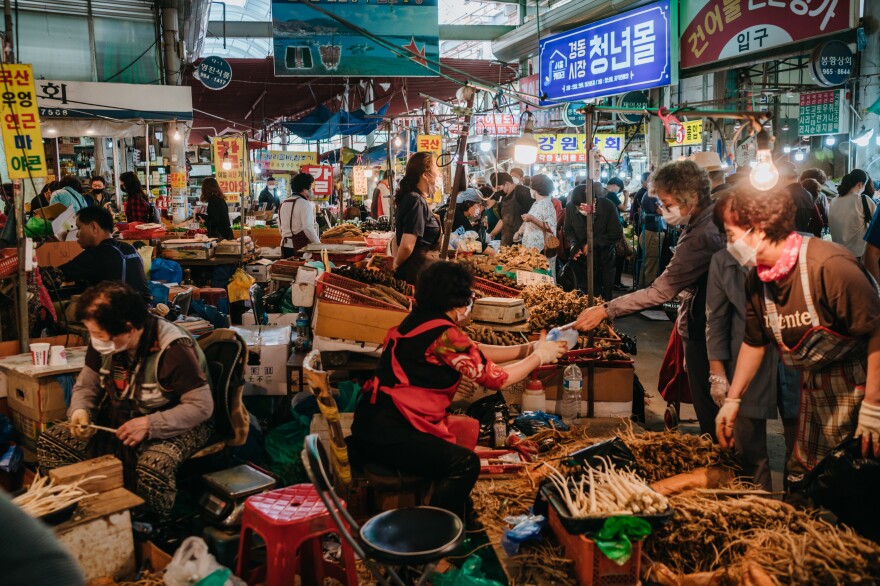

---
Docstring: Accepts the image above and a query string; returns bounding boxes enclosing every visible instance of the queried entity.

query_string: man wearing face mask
[349,262,567,520]
[574,160,726,437]
[488,172,534,246]
[564,181,623,299]
[89,176,116,212]
[279,172,321,258]
[452,188,494,254]
[36,282,214,517]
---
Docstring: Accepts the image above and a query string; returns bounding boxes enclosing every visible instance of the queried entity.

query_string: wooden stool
[236,484,357,586]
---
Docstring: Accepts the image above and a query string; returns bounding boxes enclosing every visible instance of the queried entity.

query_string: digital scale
[200,464,276,527]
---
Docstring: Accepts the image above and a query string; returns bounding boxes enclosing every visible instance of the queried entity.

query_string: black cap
[606,177,625,190]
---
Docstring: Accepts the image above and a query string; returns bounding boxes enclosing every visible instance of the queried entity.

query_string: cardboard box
[6,371,69,422]
[35,241,83,268]
[536,363,634,402]
[244,259,273,282]
[231,325,292,395]
[34,203,77,240]
[10,409,54,443]
[313,298,408,345]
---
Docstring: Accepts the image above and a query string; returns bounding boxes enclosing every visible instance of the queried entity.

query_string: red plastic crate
[317,272,410,311]
[472,276,520,299]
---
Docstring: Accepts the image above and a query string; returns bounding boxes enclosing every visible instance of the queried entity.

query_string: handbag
[542,225,560,257]
[615,235,633,259]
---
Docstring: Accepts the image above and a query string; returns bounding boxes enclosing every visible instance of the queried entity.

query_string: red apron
[366,319,460,444]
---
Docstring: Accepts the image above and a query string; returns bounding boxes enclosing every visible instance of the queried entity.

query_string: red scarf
[757,232,802,282]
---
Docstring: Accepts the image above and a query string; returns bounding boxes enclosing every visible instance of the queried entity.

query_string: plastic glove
[715,398,740,449]
[533,339,567,366]
[856,400,880,458]
[709,374,730,407]
[69,409,96,440]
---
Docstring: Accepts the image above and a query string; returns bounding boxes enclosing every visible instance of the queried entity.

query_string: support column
[861,1,880,166]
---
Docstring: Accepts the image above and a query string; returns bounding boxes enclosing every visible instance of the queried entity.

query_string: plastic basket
[0,248,18,278]
[269,259,306,277]
[472,276,520,299]
[317,272,410,311]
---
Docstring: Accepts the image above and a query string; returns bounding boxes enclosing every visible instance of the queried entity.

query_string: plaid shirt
[125,192,152,223]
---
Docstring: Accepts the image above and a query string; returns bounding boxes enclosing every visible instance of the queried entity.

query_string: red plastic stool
[236,484,358,586]
[199,287,229,313]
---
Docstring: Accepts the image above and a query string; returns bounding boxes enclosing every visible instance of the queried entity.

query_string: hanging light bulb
[750,130,779,191]
[783,145,792,154]
[794,150,805,162]
[172,121,182,141]
[253,164,260,174]
[734,121,742,131]
[513,111,538,165]
[782,121,789,132]
[363,168,373,178]
[825,136,836,146]
[480,130,491,152]
[222,155,233,171]
[394,135,402,147]
[565,171,573,178]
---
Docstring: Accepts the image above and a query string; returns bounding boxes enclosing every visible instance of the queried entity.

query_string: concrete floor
[613,309,789,492]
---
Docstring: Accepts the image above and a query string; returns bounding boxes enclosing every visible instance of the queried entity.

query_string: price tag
[516,270,555,286]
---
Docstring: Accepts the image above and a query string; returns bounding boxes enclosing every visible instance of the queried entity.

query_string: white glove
[715,398,741,449]
[709,374,730,407]
[856,401,880,457]
[533,340,567,366]
[70,409,96,440]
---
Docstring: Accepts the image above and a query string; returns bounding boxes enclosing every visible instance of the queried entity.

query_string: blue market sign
[539,0,673,104]
[197,56,232,90]
[563,102,587,127]
[810,40,854,88]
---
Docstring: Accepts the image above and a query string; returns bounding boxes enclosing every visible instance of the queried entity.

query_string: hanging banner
[303,165,333,199]
[0,64,48,179]
[666,120,703,146]
[37,79,192,121]
[416,134,442,156]
[212,136,246,196]
[539,0,674,104]
[593,134,625,161]
[272,0,439,77]
[352,166,369,197]
[258,150,318,172]
[680,0,858,70]
[474,114,520,136]
[536,134,587,163]
[798,90,848,137]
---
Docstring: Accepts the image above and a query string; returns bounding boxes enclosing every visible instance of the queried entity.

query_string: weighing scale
[200,464,276,527]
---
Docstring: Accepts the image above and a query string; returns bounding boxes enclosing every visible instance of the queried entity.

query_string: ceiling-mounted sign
[680,0,858,70]
[563,102,587,128]
[539,0,674,104]
[197,56,232,90]
[272,0,439,77]
[475,114,520,136]
[593,134,625,161]
[666,120,703,146]
[617,91,649,124]
[212,136,246,196]
[303,165,333,199]
[536,134,587,163]
[37,80,192,121]
[798,90,848,137]
[810,40,854,88]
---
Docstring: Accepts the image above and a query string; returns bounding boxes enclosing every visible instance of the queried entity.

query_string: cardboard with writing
[231,325,292,396]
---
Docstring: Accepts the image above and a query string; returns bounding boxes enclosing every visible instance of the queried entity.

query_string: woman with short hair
[200,177,234,240]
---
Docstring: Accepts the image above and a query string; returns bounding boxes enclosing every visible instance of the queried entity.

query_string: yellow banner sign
[0,64,48,179]
[536,133,587,163]
[212,136,246,196]
[593,134,625,161]
[266,150,316,172]
[667,120,703,146]
[416,134,442,155]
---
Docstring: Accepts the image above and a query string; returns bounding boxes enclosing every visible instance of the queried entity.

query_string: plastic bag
[138,245,154,277]
[501,513,545,556]
[227,269,255,303]
[151,257,183,283]
[466,392,510,441]
[265,411,313,486]
[336,380,361,413]
[591,516,652,565]
[25,216,54,237]
[431,555,505,586]
[513,411,569,436]
[163,537,245,586]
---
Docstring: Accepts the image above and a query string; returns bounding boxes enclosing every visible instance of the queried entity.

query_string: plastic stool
[199,287,229,314]
[236,484,357,586]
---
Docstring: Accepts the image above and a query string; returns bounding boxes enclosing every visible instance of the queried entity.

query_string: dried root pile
[455,257,521,289]
[465,324,525,347]
[521,284,608,331]
[496,245,549,271]
[321,223,363,239]
[13,473,98,517]
[618,421,737,483]
[334,265,411,296]
[507,542,576,585]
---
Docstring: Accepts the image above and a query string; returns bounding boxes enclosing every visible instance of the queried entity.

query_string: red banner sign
[303,165,333,198]
[680,0,857,70]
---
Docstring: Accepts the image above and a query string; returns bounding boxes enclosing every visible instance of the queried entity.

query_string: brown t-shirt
[744,238,880,348]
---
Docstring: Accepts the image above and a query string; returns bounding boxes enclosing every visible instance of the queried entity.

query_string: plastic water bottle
[492,411,508,448]
[560,364,582,422]
[295,307,311,352]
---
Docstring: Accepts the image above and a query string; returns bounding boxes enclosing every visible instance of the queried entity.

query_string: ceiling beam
[206,22,515,42]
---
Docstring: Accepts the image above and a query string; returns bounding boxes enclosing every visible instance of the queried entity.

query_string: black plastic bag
[566,437,641,473]
[557,259,579,292]
[465,392,510,441]
[796,438,880,542]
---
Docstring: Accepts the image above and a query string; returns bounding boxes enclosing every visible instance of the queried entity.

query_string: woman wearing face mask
[515,174,559,278]
[36,282,214,517]
[716,187,880,517]
[452,188,495,255]
[704,194,779,491]
[574,160,726,436]
[392,152,443,284]
[349,262,567,519]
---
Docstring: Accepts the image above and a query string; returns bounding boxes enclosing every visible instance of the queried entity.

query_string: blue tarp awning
[281,103,390,141]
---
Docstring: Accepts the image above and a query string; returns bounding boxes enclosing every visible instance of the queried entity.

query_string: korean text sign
[260,150,317,172]
[303,165,333,199]
[0,64,47,179]
[539,0,673,103]
[536,134,588,163]
[416,134,442,156]
[798,90,847,137]
[680,0,857,70]
[212,137,246,197]
[666,120,703,146]
[352,166,369,197]
[475,114,520,137]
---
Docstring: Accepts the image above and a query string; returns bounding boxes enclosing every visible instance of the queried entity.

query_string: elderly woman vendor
[37,282,213,516]
[349,262,567,519]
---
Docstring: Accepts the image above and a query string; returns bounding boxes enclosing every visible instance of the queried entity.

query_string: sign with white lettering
[798,90,848,137]
[539,0,674,104]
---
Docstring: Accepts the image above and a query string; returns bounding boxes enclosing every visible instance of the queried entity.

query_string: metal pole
[112,138,121,209]
[440,91,475,259]
[584,107,595,418]
[15,180,27,349]
[145,124,151,195]
[241,131,247,264]
[386,122,394,228]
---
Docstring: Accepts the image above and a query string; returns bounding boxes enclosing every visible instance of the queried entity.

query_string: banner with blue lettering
[272,0,439,77]
[539,0,675,104]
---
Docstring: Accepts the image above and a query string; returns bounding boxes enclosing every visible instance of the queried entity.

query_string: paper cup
[30,343,50,366]
[49,345,67,366]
